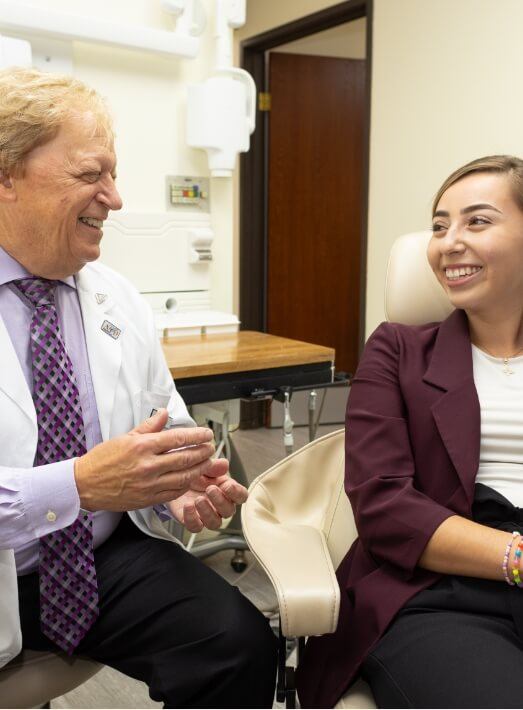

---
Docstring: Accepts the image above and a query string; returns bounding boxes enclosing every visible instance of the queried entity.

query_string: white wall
[236,0,523,339]
[24,0,522,337]
[15,0,235,313]
[274,17,366,59]
[236,0,342,42]
[367,0,523,335]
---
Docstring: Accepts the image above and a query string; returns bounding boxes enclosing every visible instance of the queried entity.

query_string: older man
[0,68,276,708]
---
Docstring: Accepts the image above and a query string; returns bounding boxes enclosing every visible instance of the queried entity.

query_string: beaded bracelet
[502,531,519,586]
[513,537,523,588]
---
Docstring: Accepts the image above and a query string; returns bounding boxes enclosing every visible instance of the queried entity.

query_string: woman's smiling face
[427,171,523,316]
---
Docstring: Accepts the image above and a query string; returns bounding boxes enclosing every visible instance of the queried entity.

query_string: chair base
[277,620,376,709]
[334,678,376,709]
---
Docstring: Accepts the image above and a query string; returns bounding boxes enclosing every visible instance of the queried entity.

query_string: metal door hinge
[258,92,271,111]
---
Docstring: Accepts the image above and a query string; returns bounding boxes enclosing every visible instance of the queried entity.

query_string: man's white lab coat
[0,261,193,667]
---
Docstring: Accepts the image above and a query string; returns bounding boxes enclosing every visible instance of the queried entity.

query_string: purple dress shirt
[0,246,122,574]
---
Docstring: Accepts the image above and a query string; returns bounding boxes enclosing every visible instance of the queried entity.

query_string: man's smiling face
[0,110,122,279]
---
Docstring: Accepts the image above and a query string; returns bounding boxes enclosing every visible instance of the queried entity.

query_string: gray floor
[51,424,341,709]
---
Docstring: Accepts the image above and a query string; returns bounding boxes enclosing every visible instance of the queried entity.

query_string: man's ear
[0,171,16,202]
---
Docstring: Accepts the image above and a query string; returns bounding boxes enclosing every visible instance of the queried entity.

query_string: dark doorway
[238,0,372,427]
[267,52,365,373]
[239,0,371,361]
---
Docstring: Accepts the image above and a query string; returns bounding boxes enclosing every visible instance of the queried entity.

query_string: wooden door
[267,52,365,374]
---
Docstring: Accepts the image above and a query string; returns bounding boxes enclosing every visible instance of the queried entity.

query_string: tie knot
[13,277,57,308]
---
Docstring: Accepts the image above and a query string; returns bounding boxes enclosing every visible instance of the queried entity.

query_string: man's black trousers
[18,515,277,708]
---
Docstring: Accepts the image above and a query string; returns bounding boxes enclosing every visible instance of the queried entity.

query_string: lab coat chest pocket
[130,388,173,432]
[116,317,172,427]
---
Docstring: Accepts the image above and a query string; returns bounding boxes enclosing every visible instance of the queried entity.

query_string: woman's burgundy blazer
[297,308,482,707]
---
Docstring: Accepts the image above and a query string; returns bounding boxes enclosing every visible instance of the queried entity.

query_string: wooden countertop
[161,330,335,379]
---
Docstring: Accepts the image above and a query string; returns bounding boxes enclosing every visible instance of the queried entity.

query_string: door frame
[239,0,372,358]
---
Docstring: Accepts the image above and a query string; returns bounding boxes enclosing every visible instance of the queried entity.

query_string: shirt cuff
[20,458,80,538]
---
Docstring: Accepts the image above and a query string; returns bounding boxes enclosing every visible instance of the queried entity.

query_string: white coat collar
[0,261,124,440]
[0,313,36,429]
[75,265,123,441]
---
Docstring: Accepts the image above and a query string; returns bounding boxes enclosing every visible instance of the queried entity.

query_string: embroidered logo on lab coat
[101,320,121,340]
[95,293,108,304]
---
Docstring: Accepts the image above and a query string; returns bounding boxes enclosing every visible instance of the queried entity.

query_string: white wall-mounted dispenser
[186,67,255,177]
[186,0,256,177]
[188,227,214,263]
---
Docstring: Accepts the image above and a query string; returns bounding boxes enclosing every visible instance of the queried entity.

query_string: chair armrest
[242,488,340,638]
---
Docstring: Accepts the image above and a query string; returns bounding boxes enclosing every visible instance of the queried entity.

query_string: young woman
[297,156,523,708]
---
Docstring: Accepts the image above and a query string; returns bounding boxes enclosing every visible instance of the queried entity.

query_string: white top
[472,345,523,506]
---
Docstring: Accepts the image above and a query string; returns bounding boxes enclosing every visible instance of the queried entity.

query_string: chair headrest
[385,230,454,325]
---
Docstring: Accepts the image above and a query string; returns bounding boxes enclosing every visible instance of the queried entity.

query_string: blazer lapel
[75,270,123,442]
[423,309,480,507]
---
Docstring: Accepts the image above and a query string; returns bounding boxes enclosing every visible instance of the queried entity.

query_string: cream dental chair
[241,231,454,709]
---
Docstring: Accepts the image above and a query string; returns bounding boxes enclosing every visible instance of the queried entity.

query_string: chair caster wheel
[231,550,247,572]
[231,561,247,572]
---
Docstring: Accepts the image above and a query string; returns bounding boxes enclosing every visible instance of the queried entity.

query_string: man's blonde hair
[0,67,113,176]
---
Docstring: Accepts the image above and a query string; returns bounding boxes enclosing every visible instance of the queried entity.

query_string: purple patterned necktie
[13,277,99,654]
